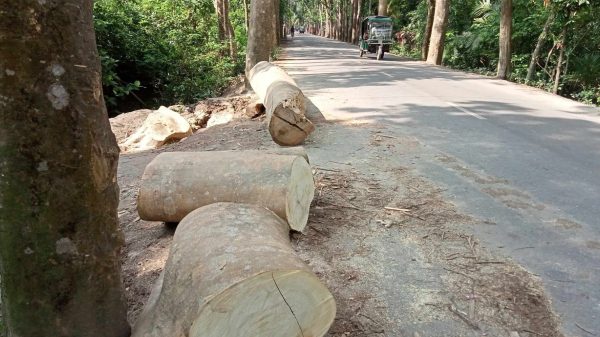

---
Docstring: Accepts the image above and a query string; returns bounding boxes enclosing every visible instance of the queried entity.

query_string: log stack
[133,71,334,335]
[248,61,315,146]
[132,203,336,337]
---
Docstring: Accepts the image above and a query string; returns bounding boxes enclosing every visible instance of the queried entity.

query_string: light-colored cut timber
[248,61,315,146]
[137,150,314,231]
[132,203,336,337]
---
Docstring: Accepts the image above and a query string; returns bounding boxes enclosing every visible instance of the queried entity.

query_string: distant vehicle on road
[358,16,393,60]
[299,27,305,34]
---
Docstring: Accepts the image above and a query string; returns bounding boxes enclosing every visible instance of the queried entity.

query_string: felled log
[248,61,315,146]
[120,106,192,153]
[137,150,314,231]
[132,203,336,337]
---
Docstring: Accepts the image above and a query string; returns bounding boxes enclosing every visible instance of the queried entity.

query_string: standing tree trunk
[526,11,554,83]
[0,1,130,337]
[351,0,359,43]
[378,0,388,15]
[222,0,237,58]
[279,5,285,42]
[426,0,450,65]
[337,4,343,40]
[347,0,353,42]
[325,0,332,38]
[422,0,436,60]
[245,0,275,79]
[341,0,347,41]
[243,0,250,30]
[553,26,567,94]
[274,0,281,46]
[497,0,512,79]
[355,0,362,43]
[318,4,322,36]
[214,0,226,40]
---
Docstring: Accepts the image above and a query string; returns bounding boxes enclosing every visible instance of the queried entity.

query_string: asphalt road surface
[279,34,600,336]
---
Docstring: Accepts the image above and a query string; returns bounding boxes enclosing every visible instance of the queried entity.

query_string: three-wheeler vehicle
[358,16,393,60]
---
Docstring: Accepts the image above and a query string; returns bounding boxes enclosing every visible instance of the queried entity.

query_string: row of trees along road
[294,0,599,105]
[1,0,597,336]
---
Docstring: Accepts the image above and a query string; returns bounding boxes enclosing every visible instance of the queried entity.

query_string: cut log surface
[137,150,314,231]
[132,203,336,337]
[249,61,315,146]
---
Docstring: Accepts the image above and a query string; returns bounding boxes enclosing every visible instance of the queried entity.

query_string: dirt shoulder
[117,102,562,336]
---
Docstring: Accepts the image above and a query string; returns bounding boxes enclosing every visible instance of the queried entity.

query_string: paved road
[279,34,600,336]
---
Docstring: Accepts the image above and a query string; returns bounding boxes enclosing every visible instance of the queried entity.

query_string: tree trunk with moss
[0,1,129,336]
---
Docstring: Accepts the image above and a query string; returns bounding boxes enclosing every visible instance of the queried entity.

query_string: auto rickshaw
[358,16,393,60]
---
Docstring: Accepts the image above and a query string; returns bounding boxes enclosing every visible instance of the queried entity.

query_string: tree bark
[214,0,226,40]
[553,26,567,94]
[222,0,237,58]
[345,0,351,42]
[319,3,326,36]
[422,0,436,60]
[243,0,250,30]
[351,0,359,43]
[497,0,512,79]
[355,0,363,43]
[132,203,336,337]
[337,3,343,40]
[426,0,450,65]
[378,0,388,15]
[325,0,333,38]
[526,12,554,83]
[274,0,281,46]
[249,61,316,146]
[0,1,129,336]
[137,151,315,231]
[245,0,275,79]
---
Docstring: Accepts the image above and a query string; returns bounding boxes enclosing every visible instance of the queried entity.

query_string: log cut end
[286,157,315,232]
[269,106,316,146]
[189,269,336,337]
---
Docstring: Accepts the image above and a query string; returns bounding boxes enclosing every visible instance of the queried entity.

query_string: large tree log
[248,61,315,146]
[137,150,314,231]
[132,203,336,337]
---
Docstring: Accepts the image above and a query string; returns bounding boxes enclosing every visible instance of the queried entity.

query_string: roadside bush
[391,0,600,106]
[94,0,245,114]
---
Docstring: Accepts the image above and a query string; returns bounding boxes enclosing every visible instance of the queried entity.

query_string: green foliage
[393,0,600,105]
[94,0,246,113]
